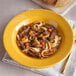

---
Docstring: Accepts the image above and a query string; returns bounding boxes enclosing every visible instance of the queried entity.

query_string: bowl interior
[3,9,73,68]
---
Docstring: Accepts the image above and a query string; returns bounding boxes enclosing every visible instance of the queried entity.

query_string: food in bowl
[16,22,62,59]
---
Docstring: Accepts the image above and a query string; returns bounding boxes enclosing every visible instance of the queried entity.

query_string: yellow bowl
[3,9,74,68]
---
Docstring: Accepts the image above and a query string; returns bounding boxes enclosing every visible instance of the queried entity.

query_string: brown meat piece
[19,41,25,50]
[19,26,30,37]
[44,24,53,29]
[50,30,57,39]
[27,50,41,58]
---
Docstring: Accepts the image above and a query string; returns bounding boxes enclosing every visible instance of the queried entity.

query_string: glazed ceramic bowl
[3,9,74,68]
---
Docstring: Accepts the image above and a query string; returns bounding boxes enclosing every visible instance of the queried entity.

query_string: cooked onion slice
[51,35,61,48]
[41,50,53,58]
[30,47,40,53]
